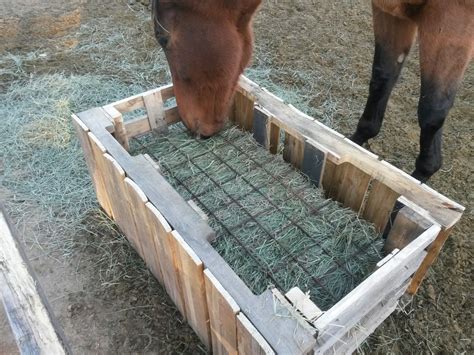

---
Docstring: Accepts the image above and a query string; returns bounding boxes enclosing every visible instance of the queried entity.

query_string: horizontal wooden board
[0,206,69,354]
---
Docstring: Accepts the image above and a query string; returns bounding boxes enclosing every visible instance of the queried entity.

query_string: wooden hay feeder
[72,76,464,354]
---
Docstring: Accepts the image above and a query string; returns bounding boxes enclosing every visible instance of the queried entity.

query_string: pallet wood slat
[170,231,211,348]
[283,133,305,169]
[332,163,372,213]
[143,91,167,132]
[101,153,142,254]
[123,105,180,139]
[0,207,69,355]
[232,89,255,131]
[204,269,240,355]
[363,180,400,232]
[123,178,164,283]
[407,226,453,295]
[236,313,275,355]
[145,203,187,318]
[104,105,129,150]
[267,120,281,155]
[384,205,432,254]
[86,132,114,218]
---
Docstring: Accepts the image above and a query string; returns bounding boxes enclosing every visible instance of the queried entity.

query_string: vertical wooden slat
[332,163,372,214]
[204,269,240,355]
[363,180,400,232]
[267,121,280,155]
[145,203,187,318]
[86,132,113,218]
[170,231,211,348]
[236,313,275,355]
[231,90,255,131]
[321,159,337,197]
[123,178,163,283]
[283,133,304,169]
[100,153,141,254]
[143,91,167,133]
[407,226,452,295]
[384,206,430,254]
[103,106,129,150]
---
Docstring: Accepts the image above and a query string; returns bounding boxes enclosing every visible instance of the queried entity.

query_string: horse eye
[158,36,169,48]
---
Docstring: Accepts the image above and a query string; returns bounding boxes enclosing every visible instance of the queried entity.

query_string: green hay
[131,123,384,310]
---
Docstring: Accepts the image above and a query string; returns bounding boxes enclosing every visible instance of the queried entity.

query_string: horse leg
[412,5,473,182]
[351,4,417,145]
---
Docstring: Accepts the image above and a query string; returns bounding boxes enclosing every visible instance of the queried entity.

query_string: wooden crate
[72,76,464,354]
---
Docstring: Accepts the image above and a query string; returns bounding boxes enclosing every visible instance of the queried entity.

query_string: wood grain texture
[143,91,167,133]
[332,163,372,214]
[0,207,69,354]
[236,313,275,355]
[204,269,240,355]
[85,132,114,218]
[145,203,187,318]
[283,133,305,169]
[363,180,400,232]
[407,226,452,295]
[170,231,211,348]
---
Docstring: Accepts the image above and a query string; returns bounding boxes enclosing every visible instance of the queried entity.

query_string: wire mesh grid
[129,122,383,310]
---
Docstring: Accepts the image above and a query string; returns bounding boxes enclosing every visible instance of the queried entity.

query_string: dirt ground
[0,0,472,354]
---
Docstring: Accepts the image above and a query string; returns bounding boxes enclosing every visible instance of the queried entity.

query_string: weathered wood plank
[239,76,464,229]
[267,121,280,155]
[231,90,255,131]
[170,231,211,348]
[283,133,305,169]
[124,106,180,138]
[72,114,113,217]
[143,91,167,133]
[363,180,400,232]
[101,153,141,255]
[332,163,372,214]
[236,313,275,355]
[384,205,431,254]
[286,287,323,321]
[123,178,164,283]
[145,203,187,318]
[204,269,240,355]
[103,105,129,150]
[314,225,440,349]
[407,226,453,295]
[0,206,69,355]
[86,132,114,218]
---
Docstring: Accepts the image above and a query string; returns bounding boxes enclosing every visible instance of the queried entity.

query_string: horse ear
[236,0,262,29]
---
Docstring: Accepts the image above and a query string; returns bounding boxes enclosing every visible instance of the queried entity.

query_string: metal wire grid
[130,124,378,307]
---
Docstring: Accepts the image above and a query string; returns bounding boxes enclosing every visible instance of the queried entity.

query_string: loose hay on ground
[131,123,384,310]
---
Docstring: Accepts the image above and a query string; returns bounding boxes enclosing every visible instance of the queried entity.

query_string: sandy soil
[0,0,472,354]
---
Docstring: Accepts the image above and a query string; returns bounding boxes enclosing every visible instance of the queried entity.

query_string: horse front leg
[351,4,417,145]
[413,4,473,182]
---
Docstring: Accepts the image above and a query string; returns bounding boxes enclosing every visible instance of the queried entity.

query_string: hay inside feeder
[130,123,383,310]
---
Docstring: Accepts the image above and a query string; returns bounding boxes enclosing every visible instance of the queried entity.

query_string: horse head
[152,0,261,137]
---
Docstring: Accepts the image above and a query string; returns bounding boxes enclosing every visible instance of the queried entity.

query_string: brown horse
[152,0,473,181]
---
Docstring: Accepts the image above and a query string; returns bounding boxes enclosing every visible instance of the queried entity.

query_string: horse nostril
[200,134,212,140]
